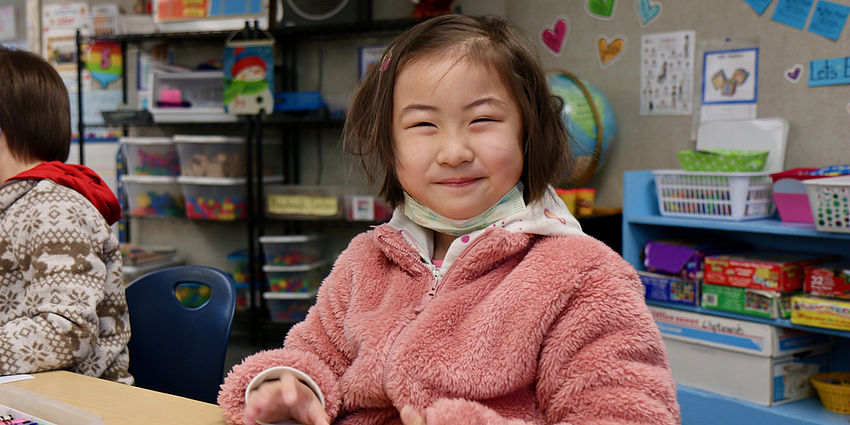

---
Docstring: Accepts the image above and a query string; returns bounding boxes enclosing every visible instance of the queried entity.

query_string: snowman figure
[225,50,274,115]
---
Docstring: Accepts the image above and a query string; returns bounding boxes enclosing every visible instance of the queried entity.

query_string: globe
[546,71,617,186]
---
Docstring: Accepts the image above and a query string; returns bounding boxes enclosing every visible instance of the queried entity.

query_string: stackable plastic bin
[259,234,324,266]
[174,134,283,178]
[178,176,248,221]
[121,175,184,217]
[264,291,316,323]
[803,176,850,233]
[120,137,180,175]
[263,261,329,293]
[652,170,774,220]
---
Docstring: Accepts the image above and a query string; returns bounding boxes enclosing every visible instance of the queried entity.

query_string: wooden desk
[5,371,225,425]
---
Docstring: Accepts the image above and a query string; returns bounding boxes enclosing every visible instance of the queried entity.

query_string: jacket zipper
[378,231,491,398]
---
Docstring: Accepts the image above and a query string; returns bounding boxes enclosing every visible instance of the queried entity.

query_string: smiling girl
[219,14,679,425]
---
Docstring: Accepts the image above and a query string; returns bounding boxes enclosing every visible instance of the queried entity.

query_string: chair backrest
[125,265,236,404]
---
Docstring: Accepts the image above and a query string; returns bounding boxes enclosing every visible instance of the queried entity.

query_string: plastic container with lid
[264,291,316,323]
[263,260,329,293]
[178,176,248,220]
[121,175,185,217]
[120,136,180,176]
[259,234,324,266]
[174,134,283,178]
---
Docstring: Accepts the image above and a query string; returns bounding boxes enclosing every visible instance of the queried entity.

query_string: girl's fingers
[284,375,329,425]
[246,373,328,425]
[400,405,426,425]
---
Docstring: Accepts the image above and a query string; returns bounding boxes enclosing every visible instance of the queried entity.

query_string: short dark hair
[343,14,573,208]
[0,46,71,162]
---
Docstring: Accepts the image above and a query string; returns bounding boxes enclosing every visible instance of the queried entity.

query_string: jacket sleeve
[424,242,680,425]
[535,244,680,424]
[218,239,361,425]
[0,195,120,377]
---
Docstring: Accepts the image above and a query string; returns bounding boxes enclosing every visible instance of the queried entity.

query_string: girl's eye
[471,117,496,124]
[410,122,436,128]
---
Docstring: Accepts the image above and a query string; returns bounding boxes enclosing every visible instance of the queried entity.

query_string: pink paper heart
[542,18,568,54]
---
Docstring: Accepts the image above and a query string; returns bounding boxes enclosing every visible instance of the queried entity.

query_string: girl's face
[392,53,523,220]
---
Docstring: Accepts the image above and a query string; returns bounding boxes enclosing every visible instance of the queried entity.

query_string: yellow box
[790,295,850,331]
[555,188,577,214]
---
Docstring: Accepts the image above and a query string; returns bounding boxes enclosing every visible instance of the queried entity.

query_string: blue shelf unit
[622,170,850,424]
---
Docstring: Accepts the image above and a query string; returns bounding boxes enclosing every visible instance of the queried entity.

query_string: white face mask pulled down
[402,184,526,237]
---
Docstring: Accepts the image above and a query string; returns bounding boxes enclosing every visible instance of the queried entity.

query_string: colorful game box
[643,239,739,281]
[638,270,699,306]
[701,282,794,319]
[804,262,850,300]
[791,295,850,331]
[704,251,837,292]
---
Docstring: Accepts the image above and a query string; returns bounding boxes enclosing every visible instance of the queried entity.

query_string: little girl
[219,14,680,425]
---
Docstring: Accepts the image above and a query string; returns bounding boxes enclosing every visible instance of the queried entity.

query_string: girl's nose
[435,133,474,166]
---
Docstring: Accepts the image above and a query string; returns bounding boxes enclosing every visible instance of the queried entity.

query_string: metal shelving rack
[74,17,424,348]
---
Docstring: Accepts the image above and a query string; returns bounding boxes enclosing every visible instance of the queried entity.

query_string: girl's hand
[400,405,426,425]
[244,371,330,425]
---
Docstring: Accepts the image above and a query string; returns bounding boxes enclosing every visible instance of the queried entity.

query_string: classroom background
[3,0,850,423]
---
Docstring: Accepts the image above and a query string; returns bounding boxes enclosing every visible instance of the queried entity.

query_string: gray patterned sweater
[0,178,132,383]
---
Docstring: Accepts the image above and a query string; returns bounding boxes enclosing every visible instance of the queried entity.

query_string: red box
[704,251,837,292]
[804,262,850,300]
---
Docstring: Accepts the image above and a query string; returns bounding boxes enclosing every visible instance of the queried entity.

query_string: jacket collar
[384,186,583,271]
[373,223,533,279]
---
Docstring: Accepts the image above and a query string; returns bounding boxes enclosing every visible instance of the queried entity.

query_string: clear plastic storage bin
[264,291,316,323]
[149,71,236,123]
[121,175,184,217]
[120,136,180,175]
[174,134,283,178]
[803,176,850,233]
[178,176,248,220]
[652,170,774,220]
[263,261,329,293]
[259,234,324,266]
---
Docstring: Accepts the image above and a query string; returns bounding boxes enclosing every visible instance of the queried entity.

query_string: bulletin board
[506,0,850,206]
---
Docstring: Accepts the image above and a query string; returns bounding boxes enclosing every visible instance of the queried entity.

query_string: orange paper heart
[597,37,625,66]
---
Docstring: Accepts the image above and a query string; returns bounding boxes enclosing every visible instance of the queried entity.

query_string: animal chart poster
[640,30,695,116]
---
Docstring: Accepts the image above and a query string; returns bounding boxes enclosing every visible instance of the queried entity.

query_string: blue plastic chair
[125,265,236,404]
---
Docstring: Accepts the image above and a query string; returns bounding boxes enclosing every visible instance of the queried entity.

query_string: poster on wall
[640,30,695,116]
[0,5,16,42]
[700,47,759,123]
[42,2,89,71]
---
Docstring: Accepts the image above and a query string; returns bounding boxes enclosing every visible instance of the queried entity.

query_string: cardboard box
[649,306,833,357]
[662,336,831,406]
[638,271,700,306]
[643,239,738,281]
[804,262,850,300]
[650,306,834,406]
[791,295,850,331]
[701,282,794,319]
[704,251,837,292]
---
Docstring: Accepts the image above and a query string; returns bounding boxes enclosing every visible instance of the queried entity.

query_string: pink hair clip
[379,50,392,72]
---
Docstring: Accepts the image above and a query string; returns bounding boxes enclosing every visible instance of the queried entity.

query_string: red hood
[9,161,122,225]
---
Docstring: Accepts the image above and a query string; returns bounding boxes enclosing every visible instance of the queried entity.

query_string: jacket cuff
[244,366,326,407]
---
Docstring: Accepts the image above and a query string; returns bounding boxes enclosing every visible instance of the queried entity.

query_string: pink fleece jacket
[219,225,680,424]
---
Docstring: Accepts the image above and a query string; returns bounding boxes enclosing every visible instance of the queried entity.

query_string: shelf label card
[267,194,339,217]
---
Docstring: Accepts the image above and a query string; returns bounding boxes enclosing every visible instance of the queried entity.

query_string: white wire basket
[803,176,850,233]
[652,170,775,220]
